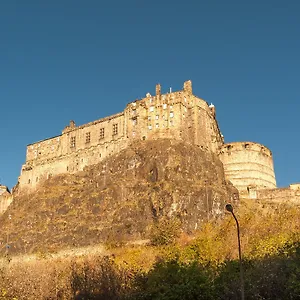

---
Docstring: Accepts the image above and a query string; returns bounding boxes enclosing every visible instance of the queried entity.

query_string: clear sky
[1,1,299,189]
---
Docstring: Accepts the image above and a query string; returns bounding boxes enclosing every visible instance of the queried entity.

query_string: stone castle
[15,80,299,202]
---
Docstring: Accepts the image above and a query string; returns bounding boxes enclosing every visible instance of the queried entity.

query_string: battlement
[220,141,273,158]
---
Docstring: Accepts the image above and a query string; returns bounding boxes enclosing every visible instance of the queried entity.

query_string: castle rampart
[247,183,300,203]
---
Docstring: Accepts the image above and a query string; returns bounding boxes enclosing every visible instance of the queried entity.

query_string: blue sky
[1,1,299,189]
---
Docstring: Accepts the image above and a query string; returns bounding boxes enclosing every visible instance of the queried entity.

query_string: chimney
[156,83,161,96]
[183,80,192,94]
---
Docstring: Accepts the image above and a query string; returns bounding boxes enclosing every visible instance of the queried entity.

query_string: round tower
[218,142,276,196]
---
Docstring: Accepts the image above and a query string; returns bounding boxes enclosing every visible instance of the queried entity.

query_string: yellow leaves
[247,233,291,259]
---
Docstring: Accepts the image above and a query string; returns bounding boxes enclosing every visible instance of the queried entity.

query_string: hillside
[0,139,237,255]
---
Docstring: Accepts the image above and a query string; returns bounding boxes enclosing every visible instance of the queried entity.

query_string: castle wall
[219,142,276,196]
[18,80,225,192]
[251,184,300,203]
[20,112,128,190]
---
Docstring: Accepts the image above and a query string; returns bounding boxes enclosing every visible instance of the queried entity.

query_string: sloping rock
[0,139,238,254]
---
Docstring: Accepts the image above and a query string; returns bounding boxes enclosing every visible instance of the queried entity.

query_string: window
[149,106,154,112]
[155,123,159,128]
[163,104,167,109]
[155,115,159,120]
[170,112,174,118]
[132,118,137,125]
[70,136,76,148]
[99,128,105,139]
[113,124,118,135]
[86,132,91,143]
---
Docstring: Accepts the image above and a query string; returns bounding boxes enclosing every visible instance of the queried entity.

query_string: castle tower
[219,142,276,197]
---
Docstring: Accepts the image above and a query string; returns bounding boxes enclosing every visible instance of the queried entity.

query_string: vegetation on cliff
[0,199,299,299]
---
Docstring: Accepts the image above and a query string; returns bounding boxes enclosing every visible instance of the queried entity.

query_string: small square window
[86,132,91,143]
[163,104,167,109]
[155,115,159,120]
[155,123,159,128]
[113,124,118,135]
[70,136,76,148]
[148,125,152,130]
[170,112,174,118]
[99,128,105,139]
[150,106,154,112]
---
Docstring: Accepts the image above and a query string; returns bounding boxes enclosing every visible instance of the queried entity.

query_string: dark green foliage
[215,241,300,300]
[130,259,215,300]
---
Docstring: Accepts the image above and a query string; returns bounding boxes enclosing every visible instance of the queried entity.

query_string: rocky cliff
[0,185,13,214]
[0,139,238,254]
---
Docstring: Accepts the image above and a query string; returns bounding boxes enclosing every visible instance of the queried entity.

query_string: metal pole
[231,211,245,300]
[226,204,245,300]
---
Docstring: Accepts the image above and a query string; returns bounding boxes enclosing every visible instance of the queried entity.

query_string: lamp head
[225,203,234,213]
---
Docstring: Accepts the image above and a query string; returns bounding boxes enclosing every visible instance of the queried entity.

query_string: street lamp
[225,203,245,300]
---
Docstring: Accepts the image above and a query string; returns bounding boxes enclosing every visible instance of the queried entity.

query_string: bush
[130,259,215,300]
[150,218,181,246]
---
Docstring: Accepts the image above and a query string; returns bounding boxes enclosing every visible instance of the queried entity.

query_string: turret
[183,80,192,94]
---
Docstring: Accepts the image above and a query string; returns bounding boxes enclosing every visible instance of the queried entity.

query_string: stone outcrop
[1,140,238,254]
[0,185,13,214]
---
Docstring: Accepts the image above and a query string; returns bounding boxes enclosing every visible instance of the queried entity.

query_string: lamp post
[225,204,245,300]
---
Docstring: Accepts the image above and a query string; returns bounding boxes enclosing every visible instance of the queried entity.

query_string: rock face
[0,185,13,214]
[1,140,238,254]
